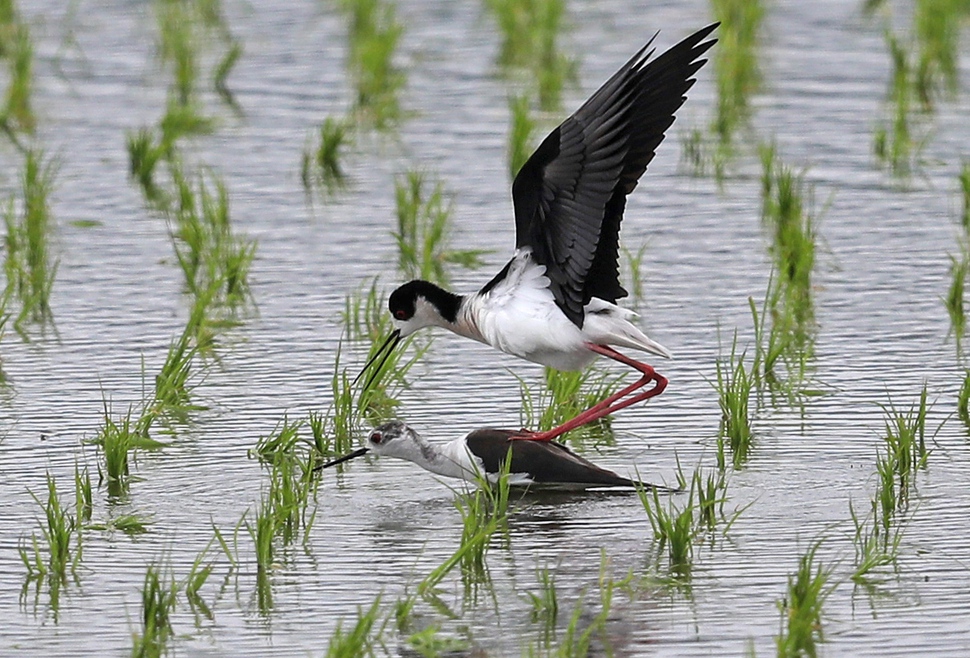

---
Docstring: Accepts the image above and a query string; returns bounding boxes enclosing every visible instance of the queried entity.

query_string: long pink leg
[513,343,668,442]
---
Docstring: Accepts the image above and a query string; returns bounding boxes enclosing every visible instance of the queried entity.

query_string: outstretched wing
[511,23,718,327]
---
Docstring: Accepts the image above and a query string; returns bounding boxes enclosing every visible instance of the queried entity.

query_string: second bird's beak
[319,447,370,470]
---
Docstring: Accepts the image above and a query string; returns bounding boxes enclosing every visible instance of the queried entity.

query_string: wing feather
[511,23,718,327]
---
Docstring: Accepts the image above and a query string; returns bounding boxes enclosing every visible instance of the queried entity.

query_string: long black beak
[353,328,402,390]
[319,447,370,470]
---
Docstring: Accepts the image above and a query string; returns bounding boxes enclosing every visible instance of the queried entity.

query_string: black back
[511,24,717,327]
[464,429,637,487]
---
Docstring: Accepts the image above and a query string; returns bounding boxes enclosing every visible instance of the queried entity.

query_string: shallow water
[2,0,970,655]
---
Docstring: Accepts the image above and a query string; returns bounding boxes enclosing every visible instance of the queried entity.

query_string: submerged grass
[946,252,969,355]
[776,541,833,658]
[419,460,512,599]
[302,117,353,197]
[636,462,737,579]
[683,0,763,178]
[3,149,58,331]
[325,596,385,657]
[0,19,33,137]
[958,369,970,430]
[714,334,754,469]
[170,167,255,311]
[393,170,487,285]
[131,562,178,658]
[19,473,82,614]
[486,0,577,111]
[518,366,621,445]
[250,416,320,546]
[338,0,406,130]
[508,93,535,178]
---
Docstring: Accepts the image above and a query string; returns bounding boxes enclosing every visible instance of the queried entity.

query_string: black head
[388,280,461,324]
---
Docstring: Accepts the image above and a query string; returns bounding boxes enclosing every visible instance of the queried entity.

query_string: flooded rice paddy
[2,0,970,655]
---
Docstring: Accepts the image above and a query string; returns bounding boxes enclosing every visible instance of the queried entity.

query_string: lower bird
[361,25,718,442]
[322,420,665,491]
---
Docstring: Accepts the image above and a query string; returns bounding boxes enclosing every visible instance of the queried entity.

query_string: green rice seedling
[307,409,334,459]
[912,0,964,108]
[393,170,487,285]
[341,278,392,344]
[302,117,353,196]
[713,334,753,469]
[214,39,242,105]
[95,405,135,499]
[849,500,900,585]
[419,459,512,598]
[126,129,166,201]
[92,401,166,499]
[874,447,900,531]
[775,542,833,658]
[879,385,930,495]
[252,417,320,542]
[156,0,200,107]
[945,252,969,355]
[710,0,763,149]
[131,562,178,658]
[406,625,471,657]
[247,503,275,614]
[958,370,970,429]
[4,149,58,330]
[325,596,385,657]
[692,467,728,535]
[0,21,33,135]
[86,512,153,536]
[874,31,926,176]
[508,93,535,179]
[158,96,216,149]
[622,243,649,306]
[636,482,696,578]
[140,325,208,433]
[183,543,216,621]
[168,167,256,316]
[960,162,970,233]
[759,144,817,337]
[325,333,427,448]
[518,366,621,445]
[339,0,405,130]
[19,473,81,594]
[525,564,558,642]
[74,464,92,524]
[252,415,303,464]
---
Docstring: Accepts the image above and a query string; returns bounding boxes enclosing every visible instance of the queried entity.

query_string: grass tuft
[393,170,487,285]
[302,117,353,197]
[714,334,754,469]
[131,562,178,658]
[775,542,833,657]
[518,366,621,445]
[3,149,58,331]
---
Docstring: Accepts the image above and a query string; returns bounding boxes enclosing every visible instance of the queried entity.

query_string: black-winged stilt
[323,420,663,490]
[362,24,718,442]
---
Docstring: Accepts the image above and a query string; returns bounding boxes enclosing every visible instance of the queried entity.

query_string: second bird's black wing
[511,23,718,327]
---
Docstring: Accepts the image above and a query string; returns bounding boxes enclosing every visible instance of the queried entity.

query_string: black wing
[465,429,635,487]
[511,23,717,327]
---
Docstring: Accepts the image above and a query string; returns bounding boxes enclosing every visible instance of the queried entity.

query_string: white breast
[469,250,595,371]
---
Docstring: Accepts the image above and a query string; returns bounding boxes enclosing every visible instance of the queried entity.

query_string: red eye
[394,310,407,320]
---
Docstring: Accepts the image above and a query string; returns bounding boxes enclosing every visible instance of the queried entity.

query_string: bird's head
[366,420,421,459]
[388,280,459,337]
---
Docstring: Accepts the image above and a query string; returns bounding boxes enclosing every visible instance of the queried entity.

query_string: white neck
[392,434,482,483]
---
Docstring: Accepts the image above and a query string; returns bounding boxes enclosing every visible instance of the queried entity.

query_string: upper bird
[363,25,718,441]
